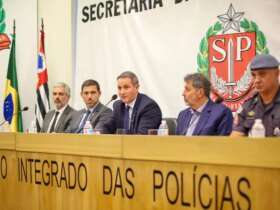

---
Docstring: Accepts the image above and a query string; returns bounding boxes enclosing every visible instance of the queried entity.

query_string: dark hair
[117,71,139,86]
[184,73,211,97]
[81,79,100,92]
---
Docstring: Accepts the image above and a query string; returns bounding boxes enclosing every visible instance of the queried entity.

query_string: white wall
[38,0,73,106]
[0,0,73,131]
[0,0,37,131]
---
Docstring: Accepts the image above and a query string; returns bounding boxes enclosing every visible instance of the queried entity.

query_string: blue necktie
[78,110,91,133]
[123,106,130,130]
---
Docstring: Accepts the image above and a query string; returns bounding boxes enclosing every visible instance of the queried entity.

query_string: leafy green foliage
[0,1,5,33]
[197,22,223,77]
[0,22,5,32]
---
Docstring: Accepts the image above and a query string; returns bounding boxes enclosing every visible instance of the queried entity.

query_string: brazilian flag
[3,32,23,132]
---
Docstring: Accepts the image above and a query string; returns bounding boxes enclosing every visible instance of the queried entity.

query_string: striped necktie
[185,110,200,136]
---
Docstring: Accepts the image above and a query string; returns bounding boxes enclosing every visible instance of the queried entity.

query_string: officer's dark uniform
[233,89,280,136]
[233,54,280,137]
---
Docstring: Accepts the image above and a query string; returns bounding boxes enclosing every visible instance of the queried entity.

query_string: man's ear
[276,69,280,77]
[198,88,204,97]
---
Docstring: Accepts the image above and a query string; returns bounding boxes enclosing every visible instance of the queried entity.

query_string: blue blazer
[103,93,162,134]
[176,100,233,136]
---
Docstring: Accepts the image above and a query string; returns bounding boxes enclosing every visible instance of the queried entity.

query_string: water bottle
[83,120,93,134]
[273,127,280,137]
[157,120,169,136]
[28,120,37,133]
[250,119,265,138]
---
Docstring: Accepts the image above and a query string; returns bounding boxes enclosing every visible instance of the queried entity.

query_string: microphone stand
[0,106,29,128]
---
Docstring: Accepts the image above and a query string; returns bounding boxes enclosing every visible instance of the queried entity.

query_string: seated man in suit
[103,71,162,134]
[176,73,233,136]
[41,82,76,133]
[68,79,112,133]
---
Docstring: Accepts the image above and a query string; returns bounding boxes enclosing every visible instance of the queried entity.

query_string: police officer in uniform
[231,54,280,137]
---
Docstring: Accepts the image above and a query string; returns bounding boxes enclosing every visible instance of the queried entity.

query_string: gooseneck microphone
[0,106,29,127]
[94,94,117,119]
[21,106,29,112]
[105,94,118,106]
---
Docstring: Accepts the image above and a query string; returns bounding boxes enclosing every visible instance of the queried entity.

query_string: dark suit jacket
[176,100,233,136]
[104,93,162,134]
[41,105,76,133]
[68,102,112,133]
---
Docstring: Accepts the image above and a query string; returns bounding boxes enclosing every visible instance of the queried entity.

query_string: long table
[0,132,280,210]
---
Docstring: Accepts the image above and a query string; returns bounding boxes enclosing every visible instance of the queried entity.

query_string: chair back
[163,118,177,135]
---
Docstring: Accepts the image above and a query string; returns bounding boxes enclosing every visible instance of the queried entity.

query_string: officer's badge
[248,111,255,117]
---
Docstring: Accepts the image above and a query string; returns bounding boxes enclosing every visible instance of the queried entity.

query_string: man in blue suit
[103,71,162,134]
[176,73,233,136]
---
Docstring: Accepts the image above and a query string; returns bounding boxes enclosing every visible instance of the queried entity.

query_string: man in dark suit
[176,73,233,136]
[103,71,162,134]
[41,82,76,133]
[68,79,112,133]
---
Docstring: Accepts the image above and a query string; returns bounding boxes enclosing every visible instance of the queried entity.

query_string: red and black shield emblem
[208,32,256,111]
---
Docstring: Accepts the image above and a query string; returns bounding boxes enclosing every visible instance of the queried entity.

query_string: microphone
[94,94,117,118]
[214,96,224,103]
[21,106,29,112]
[0,106,29,127]
[212,90,224,103]
[105,94,118,106]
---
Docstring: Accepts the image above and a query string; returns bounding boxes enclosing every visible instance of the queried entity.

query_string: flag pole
[35,17,50,132]
[13,19,16,35]
[41,18,44,32]
[40,18,45,52]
